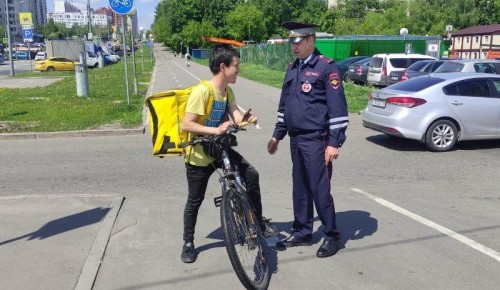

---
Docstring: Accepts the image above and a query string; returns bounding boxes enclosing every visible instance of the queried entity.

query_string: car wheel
[93,63,99,68]
[425,120,458,152]
[47,67,55,72]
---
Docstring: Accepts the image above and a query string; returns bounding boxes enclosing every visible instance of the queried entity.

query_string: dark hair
[209,44,240,74]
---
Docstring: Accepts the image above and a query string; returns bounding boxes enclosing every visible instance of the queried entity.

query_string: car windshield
[387,75,445,92]
[435,62,464,72]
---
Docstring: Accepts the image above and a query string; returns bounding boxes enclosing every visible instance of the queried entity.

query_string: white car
[367,53,437,87]
[85,51,99,68]
[34,52,47,61]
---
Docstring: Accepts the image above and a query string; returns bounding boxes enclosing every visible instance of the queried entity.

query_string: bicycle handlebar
[179,117,257,149]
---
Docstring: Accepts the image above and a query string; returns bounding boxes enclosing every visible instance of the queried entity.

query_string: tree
[225,3,266,41]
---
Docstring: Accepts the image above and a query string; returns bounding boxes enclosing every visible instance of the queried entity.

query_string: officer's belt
[288,129,325,137]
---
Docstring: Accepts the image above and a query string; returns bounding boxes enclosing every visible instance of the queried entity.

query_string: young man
[267,22,349,258]
[180,44,278,263]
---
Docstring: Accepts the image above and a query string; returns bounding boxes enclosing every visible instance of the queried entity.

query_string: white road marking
[351,188,500,262]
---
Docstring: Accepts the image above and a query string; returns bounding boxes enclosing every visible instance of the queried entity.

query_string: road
[0,59,35,77]
[0,47,499,289]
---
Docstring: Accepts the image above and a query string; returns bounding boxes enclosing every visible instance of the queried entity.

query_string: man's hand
[216,120,233,135]
[267,138,279,154]
[325,146,340,165]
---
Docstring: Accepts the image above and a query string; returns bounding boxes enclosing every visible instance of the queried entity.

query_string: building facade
[1,0,47,42]
[450,24,500,59]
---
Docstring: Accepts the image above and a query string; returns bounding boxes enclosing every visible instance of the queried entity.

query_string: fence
[239,36,446,71]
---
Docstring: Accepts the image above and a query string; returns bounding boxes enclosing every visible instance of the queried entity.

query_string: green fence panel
[239,37,442,72]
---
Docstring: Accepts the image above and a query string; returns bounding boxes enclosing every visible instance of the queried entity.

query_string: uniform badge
[329,73,340,89]
[302,82,312,93]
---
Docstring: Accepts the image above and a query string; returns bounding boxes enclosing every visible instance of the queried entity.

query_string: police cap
[282,21,318,43]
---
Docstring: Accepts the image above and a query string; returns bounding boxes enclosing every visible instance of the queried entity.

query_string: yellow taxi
[35,57,77,72]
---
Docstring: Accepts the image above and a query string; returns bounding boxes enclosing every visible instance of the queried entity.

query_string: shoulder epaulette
[319,55,333,63]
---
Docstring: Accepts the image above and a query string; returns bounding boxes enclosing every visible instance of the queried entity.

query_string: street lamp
[4,0,15,76]
[139,26,144,73]
[400,27,409,52]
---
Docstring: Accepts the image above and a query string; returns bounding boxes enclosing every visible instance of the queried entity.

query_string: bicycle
[110,0,132,8]
[180,121,270,290]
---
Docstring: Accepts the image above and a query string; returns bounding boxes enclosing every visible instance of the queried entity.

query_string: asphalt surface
[1,44,499,290]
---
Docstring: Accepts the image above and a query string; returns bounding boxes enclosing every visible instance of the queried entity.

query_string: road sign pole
[129,17,138,95]
[121,15,131,105]
[109,0,134,105]
[4,0,15,76]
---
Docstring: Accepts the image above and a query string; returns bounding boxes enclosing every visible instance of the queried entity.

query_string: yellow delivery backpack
[145,80,214,157]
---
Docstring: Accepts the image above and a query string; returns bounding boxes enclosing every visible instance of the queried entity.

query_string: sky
[46,0,158,30]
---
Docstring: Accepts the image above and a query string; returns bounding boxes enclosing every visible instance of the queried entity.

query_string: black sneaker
[181,242,197,263]
[261,217,279,238]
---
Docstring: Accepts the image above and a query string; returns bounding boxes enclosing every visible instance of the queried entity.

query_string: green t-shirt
[184,81,236,166]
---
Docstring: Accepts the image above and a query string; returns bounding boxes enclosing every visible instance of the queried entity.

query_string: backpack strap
[197,80,215,125]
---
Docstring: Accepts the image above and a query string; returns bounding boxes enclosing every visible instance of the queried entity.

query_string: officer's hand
[267,138,279,155]
[325,146,339,164]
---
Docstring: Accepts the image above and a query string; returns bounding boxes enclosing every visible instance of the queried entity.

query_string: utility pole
[87,0,92,39]
[4,0,15,76]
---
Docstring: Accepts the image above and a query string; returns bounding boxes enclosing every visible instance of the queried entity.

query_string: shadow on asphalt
[366,133,500,152]
[365,134,428,151]
[0,207,110,246]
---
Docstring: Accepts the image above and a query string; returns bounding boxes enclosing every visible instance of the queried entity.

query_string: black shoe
[181,242,197,263]
[277,234,312,249]
[261,217,279,238]
[316,239,341,258]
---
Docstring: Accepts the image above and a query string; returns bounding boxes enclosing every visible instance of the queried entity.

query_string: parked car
[34,52,47,61]
[0,54,4,64]
[11,51,30,60]
[35,57,76,72]
[85,51,99,68]
[336,56,370,80]
[103,53,120,63]
[344,57,372,85]
[386,59,447,86]
[362,72,500,152]
[367,53,437,87]
[434,59,500,74]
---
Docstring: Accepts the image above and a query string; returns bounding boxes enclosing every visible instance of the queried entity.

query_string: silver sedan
[362,72,500,152]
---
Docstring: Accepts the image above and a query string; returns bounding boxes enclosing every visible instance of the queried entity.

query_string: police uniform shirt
[272,48,349,148]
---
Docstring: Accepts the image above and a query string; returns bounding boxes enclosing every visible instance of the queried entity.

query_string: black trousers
[183,149,263,242]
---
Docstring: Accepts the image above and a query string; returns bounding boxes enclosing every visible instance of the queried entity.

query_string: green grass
[0,48,154,133]
[194,58,372,113]
[1,51,370,133]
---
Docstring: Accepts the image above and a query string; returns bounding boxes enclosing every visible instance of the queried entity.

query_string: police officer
[267,21,348,258]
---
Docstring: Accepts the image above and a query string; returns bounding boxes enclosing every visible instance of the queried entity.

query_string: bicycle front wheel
[221,189,270,290]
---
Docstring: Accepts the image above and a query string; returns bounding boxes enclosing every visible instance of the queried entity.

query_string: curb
[75,196,125,290]
[0,127,145,140]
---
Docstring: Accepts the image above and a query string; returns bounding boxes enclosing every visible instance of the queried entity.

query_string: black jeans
[183,148,263,242]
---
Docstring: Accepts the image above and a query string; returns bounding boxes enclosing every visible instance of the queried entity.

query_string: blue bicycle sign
[109,0,134,15]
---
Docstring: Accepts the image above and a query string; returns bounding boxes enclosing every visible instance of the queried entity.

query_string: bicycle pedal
[213,196,222,207]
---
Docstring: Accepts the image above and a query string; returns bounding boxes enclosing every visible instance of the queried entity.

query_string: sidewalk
[0,194,124,290]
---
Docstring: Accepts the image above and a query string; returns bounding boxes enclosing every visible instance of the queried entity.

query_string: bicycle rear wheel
[221,189,270,290]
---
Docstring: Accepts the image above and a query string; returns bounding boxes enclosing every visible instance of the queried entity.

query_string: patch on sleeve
[329,73,340,89]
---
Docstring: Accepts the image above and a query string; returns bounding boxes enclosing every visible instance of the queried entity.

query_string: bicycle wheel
[221,189,270,290]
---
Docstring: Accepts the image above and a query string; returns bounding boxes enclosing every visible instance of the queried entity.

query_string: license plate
[391,76,399,80]
[349,68,354,72]
[372,99,386,108]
